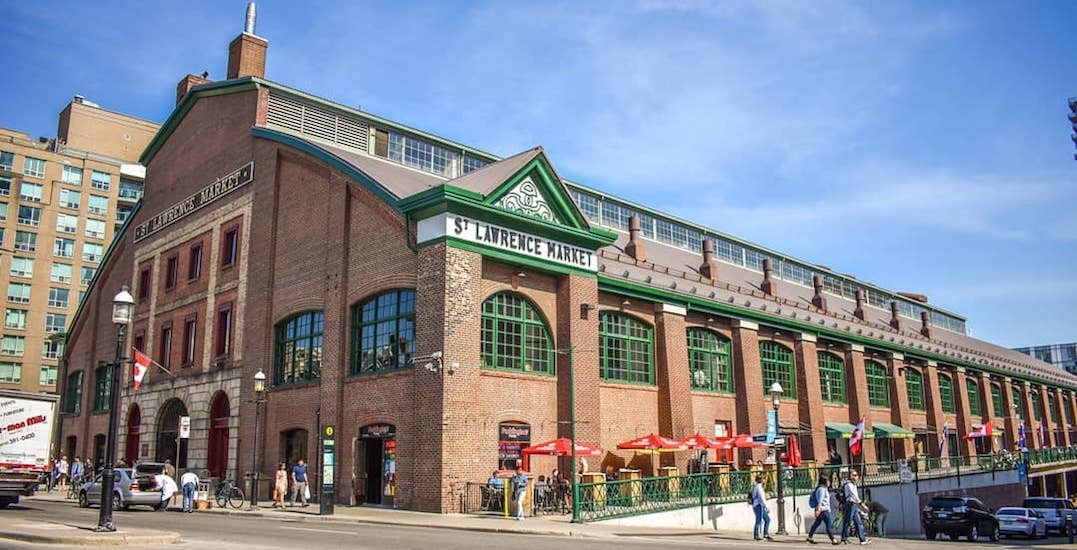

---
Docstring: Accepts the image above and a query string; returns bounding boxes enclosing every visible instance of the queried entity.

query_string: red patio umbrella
[617,433,686,476]
[522,438,604,457]
[678,433,723,450]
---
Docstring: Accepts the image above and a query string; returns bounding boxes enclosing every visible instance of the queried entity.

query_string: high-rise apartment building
[1015,343,1077,375]
[0,97,158,394]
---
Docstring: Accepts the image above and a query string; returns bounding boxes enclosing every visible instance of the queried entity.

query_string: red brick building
[59,21,1077,513]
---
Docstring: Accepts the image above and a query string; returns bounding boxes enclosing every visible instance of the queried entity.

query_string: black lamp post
[770,381,787,536]
[250,369,267,507]
[95,286,133,532]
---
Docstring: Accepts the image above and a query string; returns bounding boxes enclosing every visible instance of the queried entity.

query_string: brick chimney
[853,289,866,321]
[699,238,719,283]
[624,215,646,262]
[760,258,774,296]
[920,311,932,339]
[889,301,902,331]
[176,73,212,105]
[227,3,268,80]
[811,275,827,311]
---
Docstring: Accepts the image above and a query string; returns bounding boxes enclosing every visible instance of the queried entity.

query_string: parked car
[78,468,164,511]
[922,496,1000,541]
[1022,497,1077,534]
[996,507,1047,539]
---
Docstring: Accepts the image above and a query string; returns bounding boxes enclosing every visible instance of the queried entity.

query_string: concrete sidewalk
[0,519,181,546]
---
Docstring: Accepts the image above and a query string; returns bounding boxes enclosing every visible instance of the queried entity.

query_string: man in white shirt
[840,470,869,545]
[180,470,200,513]
[154,473,179,511]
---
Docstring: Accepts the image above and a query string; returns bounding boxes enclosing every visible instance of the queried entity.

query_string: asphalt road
[0,498,1070,550]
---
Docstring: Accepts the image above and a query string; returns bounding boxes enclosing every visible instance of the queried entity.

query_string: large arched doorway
[207,393,230,479]
[124,404,141,466]
[155,398,189,467]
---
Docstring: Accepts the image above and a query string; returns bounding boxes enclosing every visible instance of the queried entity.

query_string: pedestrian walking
[57,455,69,489]
[180,470,200,513]
[273,463,288,508]
[510,464,528,520]
[840,470,869,545]
[69,456,84,487]
[290,459,309,507]
[806,475,838,545]
[750,473,773,541]
[866,499,888,537]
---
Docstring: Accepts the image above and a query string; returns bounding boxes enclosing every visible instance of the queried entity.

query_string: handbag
[304,485,311,500]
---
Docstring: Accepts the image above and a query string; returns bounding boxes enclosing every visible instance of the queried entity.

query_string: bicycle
[66,475,84,501]
[216,479,245,509]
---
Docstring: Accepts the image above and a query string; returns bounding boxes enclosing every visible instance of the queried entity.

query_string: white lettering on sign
[417,213,597,272]
[179,416,191,439]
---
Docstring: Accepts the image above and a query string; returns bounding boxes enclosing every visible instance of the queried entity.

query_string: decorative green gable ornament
[496,177,555,222]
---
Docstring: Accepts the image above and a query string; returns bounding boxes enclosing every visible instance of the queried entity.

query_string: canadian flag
[132,348,151,391]
[849,417,865,456]
[964,423,993,440]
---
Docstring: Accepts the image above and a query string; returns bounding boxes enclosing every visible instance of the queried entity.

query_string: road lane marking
[280,526,356,535]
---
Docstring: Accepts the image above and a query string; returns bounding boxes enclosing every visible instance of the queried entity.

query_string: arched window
[1030,392,1043,421]
[351,290,415,375]
[599,312,654,384]
[906,369,925,411]
[865,361,889,408]
[687,328,732,393]
[274,311,324,385]
[966,378,983,418]
[207,393,230,479]
[938,374,955,414]
[991,384,1004,416]
[480,292,553,375]
[759,341,795,399]
[817,352,846,404]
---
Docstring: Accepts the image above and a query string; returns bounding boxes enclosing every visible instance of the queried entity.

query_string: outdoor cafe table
[659,466,680,498]
[708,463,731,491]
[581,472,606,511]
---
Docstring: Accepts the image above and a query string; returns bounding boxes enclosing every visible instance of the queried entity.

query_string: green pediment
[482,151,590,232]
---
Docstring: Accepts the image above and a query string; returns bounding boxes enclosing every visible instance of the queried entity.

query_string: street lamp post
[95,286,134,532]
[251,370,267,507]
[770,382,787,536]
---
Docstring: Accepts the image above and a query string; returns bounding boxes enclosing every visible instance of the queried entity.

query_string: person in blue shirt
[751,474,773,541]
[69,456,84,486]
[807,475,837,544]
[487,471,504,490]
[510,465,528,520]
[290,459,309,507]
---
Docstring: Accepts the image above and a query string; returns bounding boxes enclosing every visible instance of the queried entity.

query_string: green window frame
[350,289,415,376]
[938,374,955,414]
[759,341,796,399]
[817,352,846,404]
[1012,388,1023,419]
[480,292,554,375]
[865,360,889,408]
[1064,396,1075,425]
[92,365,112,412]
[991,384,1004,417]
[599,311,654,385]
[687,328,732,393]
[63,371,83,414]
[273,311,324,385]
[906,368,925,411]
[1048,393,1059,424]
[1030,392,1043,421]
[967,378,983,417]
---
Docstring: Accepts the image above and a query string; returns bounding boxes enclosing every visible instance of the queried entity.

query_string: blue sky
[3,1,1075,347]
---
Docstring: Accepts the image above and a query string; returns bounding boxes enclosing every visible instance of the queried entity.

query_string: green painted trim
[252,126,401,209]
[483,156,589,231]
[427,236,597,278]
[596,275,1076,391]
[140,78,261,165]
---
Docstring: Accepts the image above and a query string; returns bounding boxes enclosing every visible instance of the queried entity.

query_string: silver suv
[1022,497,1077,535]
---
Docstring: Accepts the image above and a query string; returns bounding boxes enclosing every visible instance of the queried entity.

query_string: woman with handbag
[807,475,838,544]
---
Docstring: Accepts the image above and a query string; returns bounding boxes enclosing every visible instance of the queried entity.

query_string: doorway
[356,424,396,507]
[155,398,189,467]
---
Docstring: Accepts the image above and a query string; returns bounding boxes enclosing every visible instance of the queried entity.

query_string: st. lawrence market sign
[133,162,254,242]
[417,213,597,272]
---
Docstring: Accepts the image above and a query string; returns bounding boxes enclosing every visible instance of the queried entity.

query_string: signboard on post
[766,410,777,444]
[320,425,335,516]
[179,416,191,439]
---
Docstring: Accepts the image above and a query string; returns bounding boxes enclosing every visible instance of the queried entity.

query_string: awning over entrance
[825,422,874,439]
[873,422,915,439]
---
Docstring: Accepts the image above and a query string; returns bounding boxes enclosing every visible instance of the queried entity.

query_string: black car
[923,496,1001,541]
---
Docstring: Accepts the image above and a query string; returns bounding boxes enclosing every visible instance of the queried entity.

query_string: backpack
[835,483,849,507]
[809,487,820,509]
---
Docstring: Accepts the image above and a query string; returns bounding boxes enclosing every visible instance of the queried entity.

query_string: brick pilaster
[1066,391,1077,445]
[886,353,914,459]
[731,320,765,465]
[1000,380,1021,450]
[953,368,976,458]
[555,275,602,456]
[1052,388,1069,446]
[843,344,877,464]
[922,362,948,456]
[653,304,694,469]
[1040,386,1057,447]
[793,334,827,463]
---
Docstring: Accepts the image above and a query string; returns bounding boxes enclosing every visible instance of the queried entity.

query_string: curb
[0,528,182,547]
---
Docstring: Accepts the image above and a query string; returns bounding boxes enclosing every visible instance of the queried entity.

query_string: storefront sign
[322,426,335,490]
[360,423,396,439]
[133,161,254,242]
[417,213,597,271]
[179,416,190,439]
[497,422,531,469]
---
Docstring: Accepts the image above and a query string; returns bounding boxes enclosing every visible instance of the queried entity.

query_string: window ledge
[346,367,415,381]
[269,379,320,392]
[599,381,658,391]
[480,369,556,383]
[690,390,735,398]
